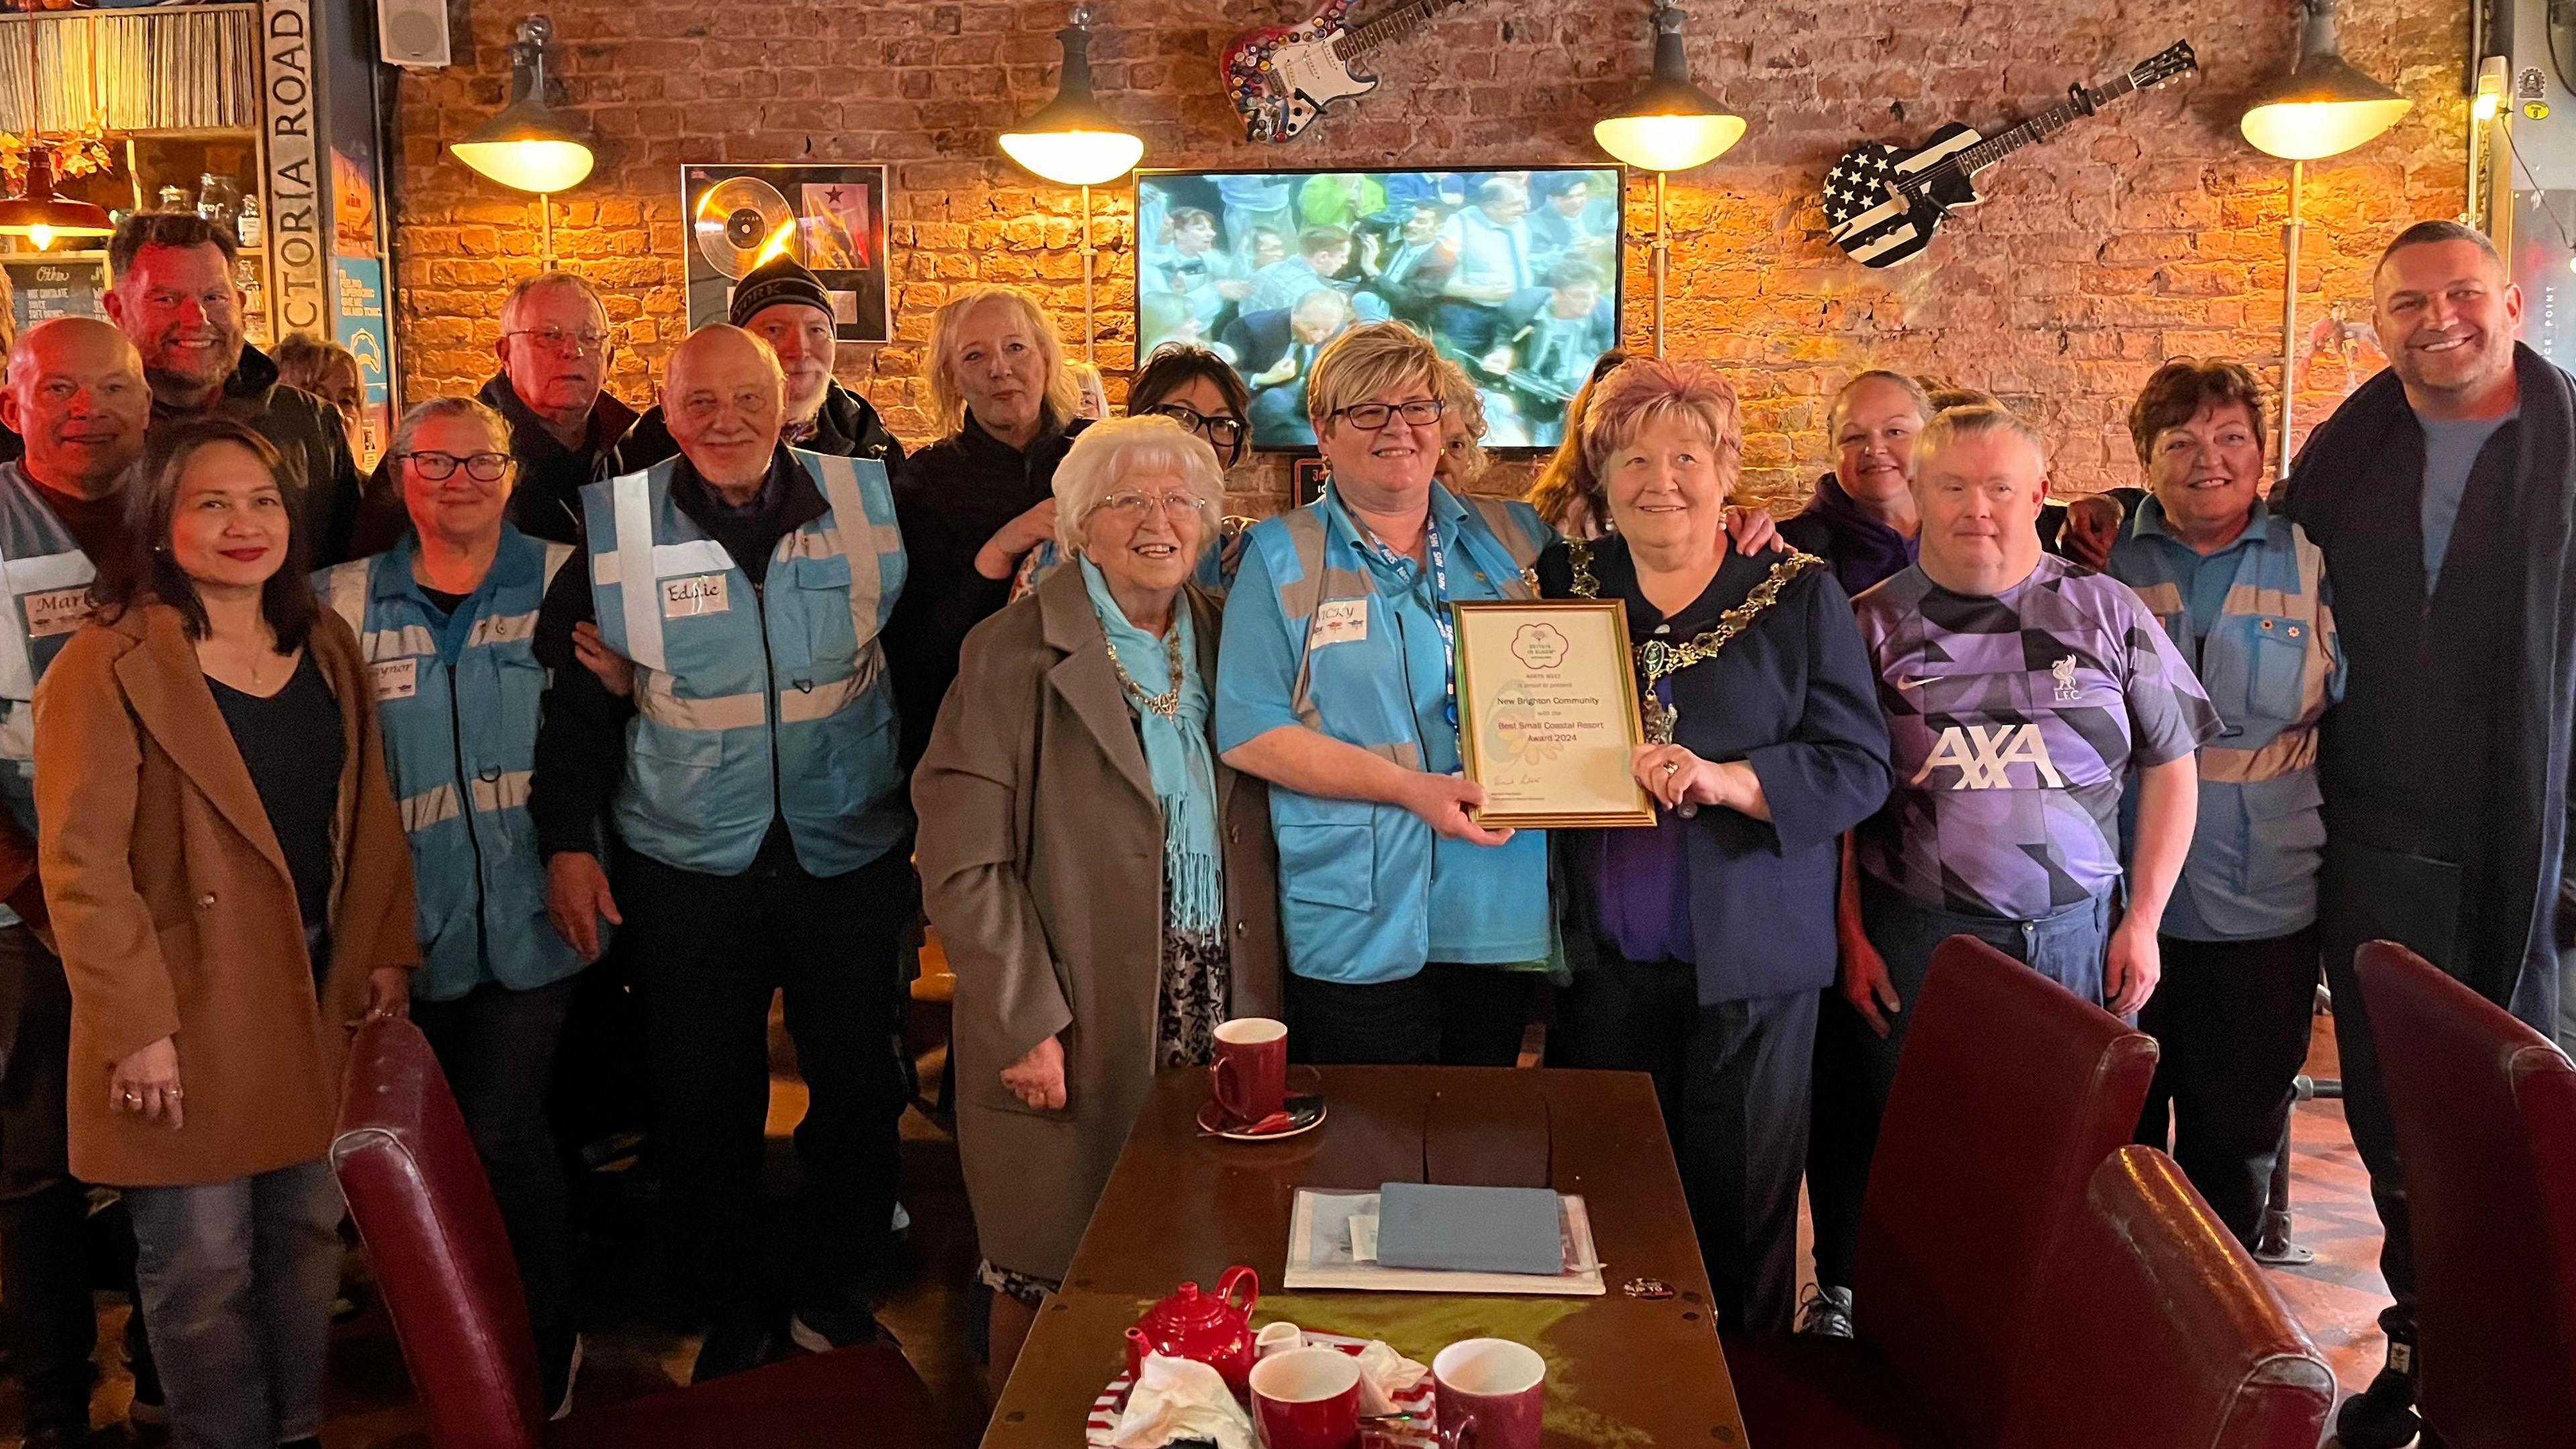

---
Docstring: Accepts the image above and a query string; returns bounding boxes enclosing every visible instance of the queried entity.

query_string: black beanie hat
[729,254,835,328]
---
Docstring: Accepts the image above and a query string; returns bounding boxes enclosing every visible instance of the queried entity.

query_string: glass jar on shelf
[196,173,240,235]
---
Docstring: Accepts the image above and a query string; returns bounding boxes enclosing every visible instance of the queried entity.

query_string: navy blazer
[1538,537,1892,1004]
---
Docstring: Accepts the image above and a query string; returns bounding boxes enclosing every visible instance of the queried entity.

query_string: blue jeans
[125,1159,343,1449]
[1808,879,2113,1289]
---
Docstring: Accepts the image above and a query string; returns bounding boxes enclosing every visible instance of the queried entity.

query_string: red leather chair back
[2511,1044,2576,1392]
[2357,941,2576,1448]
[1855,936,2159,1446]
[2000,1146,2334,1449]
[331,1016,546,1449]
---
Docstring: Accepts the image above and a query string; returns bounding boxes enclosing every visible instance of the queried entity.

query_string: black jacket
[885,411,1089,769]
[158,343,366,566]
[601,379,905,482]
[2281,342,2576,1034]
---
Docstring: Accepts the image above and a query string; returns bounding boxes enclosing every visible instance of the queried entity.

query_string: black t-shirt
[420,586,470,617]
[207,651,344,936]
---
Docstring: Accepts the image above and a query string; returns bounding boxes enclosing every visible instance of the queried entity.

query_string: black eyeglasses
[402,450,513,482]
[1330,397,1444,432]
[1143,402,1246,457]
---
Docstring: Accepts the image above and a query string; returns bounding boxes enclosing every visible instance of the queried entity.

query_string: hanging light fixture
[2240,0,2412,476]
[1593,1,1744,356]
[1000,6,1146,364]
[451,13,595,268]
[0,148,113,253]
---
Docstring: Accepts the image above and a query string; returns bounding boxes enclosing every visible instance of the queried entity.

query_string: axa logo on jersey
[1909,722,2066,789]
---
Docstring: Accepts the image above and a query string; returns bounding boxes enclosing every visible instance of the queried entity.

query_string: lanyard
[1358,511,1460,741]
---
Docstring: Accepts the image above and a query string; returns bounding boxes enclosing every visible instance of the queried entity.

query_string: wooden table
[981,1065,1749,1447]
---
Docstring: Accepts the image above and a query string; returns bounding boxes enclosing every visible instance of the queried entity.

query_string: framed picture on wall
[1291,455,1328,507]
[682,162,892,343]
[1134,165,1625,453]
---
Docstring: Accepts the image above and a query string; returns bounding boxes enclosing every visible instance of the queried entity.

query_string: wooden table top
[981,1065,1748,1448]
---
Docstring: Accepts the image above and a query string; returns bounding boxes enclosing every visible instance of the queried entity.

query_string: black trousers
[0,925,156,1430]
[413,973,580,1370]
[1803,990,1875,1291]
[1284,963,1536,1067]
[1558,954,1815,1334]
[2133,927,2319,1246]
[619,843,912,1326]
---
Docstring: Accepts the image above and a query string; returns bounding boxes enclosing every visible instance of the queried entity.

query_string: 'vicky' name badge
[1313,598,1368,646]
[662,574,730,619]
[22,586,93,639]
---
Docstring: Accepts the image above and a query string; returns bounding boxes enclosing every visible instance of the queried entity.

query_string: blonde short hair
[1580,357,1741,478]
[1306,320,1442,435]
[1434,355,1489,486]
[1915,402,2049,476]
[1049,415,1225,558]
[389,395,511,460]
[927,284,1082,435]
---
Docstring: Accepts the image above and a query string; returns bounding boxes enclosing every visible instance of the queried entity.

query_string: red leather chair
[1725,936,2159,1446]
[1999,1146,2333,1448]
[331,1016,947,1449]
[2355,941,2576,1448]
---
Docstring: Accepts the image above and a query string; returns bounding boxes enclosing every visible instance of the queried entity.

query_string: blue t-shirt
[2420,411,2514,592]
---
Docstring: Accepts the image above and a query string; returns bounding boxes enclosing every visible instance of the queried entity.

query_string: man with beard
[2275,218,2576,1449]
[0,319,160,1446]
[101,213,366,565]
[604,254,902,480]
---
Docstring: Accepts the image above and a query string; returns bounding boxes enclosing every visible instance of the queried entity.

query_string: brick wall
[389,0,2469,507]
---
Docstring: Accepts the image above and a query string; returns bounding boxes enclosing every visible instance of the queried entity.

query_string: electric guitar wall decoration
[1822,40,2198,268]
[1224,0,1475,143]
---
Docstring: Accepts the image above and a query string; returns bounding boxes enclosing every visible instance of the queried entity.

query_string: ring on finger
[1662,760,1680,777]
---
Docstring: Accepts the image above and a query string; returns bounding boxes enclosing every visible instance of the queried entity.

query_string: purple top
[1778,472,1919,599]
[1851,556,2219,920]
[1589,677,1697,964]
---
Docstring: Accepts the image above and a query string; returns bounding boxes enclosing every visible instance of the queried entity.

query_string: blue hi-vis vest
[2109,500,2343,941]
[1224,484,1553,982]
[0,464,101,925]
[319,527,586,1002]
[582,449,908,878]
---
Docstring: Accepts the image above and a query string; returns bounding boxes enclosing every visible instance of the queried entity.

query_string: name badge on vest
[22,586,94,639]
[370,657,419,702]
[1314,598,1368,646]
[663,573,730,619]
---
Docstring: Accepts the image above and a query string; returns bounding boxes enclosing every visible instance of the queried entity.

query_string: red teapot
[1124,1266,1260,1389]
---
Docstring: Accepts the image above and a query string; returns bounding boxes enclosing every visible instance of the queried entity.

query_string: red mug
[1210,1017,1287,1126]
[1250,1346,1362,1449]
[1433,1338,1546,1449]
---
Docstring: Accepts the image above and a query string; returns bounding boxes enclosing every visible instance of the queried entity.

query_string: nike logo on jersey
[1909,722,2066,789]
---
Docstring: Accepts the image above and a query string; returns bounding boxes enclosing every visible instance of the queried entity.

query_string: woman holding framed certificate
[1537,358,1891,1336]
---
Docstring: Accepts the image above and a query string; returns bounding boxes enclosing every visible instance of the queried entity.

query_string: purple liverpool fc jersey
[1851,557,2220,920]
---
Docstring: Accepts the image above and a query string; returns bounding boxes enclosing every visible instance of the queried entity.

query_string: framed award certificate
[1450,600,1656,830]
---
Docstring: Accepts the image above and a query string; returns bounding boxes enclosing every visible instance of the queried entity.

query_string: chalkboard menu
[4,256,111,333]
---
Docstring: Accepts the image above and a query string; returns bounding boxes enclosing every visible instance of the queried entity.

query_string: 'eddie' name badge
[663,574,730,619]
[370,657,419,702]
[22,586,93,639]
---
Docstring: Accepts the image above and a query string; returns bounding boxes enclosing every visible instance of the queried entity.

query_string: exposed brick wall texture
[390,0,2469,509]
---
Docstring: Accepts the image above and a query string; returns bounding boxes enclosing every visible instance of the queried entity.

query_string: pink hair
[1578,356,1741,478]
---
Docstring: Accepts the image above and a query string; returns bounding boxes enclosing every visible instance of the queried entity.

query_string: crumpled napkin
[1350,1339,1430,1417]
[1110,1352,1257,1449]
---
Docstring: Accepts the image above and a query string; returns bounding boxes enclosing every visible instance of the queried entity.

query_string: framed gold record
[692,175,795,280]
[680,164,892,343]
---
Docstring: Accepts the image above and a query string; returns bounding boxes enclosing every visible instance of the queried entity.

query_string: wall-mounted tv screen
[1135,166,1625,453]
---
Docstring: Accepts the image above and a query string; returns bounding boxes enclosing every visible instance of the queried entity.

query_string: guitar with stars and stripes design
[1822,40,2197,268]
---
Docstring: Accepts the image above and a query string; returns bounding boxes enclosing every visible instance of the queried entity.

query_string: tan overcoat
[35,600,417,1187]
[915,564,1282,1282]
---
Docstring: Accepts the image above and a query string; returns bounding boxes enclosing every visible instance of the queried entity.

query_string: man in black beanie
[603,254,904,477]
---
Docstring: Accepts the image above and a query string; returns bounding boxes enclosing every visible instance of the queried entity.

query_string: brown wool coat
[915,564,1283,1282]
[34,601,417,1187]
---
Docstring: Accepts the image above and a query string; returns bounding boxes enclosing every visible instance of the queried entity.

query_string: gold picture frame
[1450,599,1657,830]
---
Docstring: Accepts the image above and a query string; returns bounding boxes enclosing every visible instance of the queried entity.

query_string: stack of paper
[1283,1187,1605,1296]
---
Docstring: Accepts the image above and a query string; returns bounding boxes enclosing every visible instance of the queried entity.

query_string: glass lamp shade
[998,124,1145,187]
[1595,107,1746,173]
[451,102,594,195]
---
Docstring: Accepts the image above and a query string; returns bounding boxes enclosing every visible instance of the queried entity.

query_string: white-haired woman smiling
[914,415,1282,1395]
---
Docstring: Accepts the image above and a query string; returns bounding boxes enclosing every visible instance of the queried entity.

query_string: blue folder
[1374,1182,1564,1276]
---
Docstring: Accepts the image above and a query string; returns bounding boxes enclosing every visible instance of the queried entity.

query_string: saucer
[1197,1093,1327,1140]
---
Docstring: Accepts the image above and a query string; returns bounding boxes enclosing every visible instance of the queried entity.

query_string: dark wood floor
[7,1012,2389,1449]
